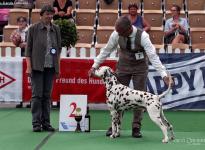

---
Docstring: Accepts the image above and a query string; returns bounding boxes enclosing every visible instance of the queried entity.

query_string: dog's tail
[158,75,172,99]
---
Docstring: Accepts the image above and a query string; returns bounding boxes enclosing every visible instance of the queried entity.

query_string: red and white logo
[0,71,16,89]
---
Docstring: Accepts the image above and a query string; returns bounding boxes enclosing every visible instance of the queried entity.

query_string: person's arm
[10,30,22,46]
[26,57,32,76]
[88,31,119,77]
[142,18,151,32]
[92,31,119,69]
[164,19,176,36]
[54,7,59,15]
[178,18,189,33]
[65,6,72,17]
[53,0,59,15]
[19,42,27,48]
[25,25,33,75]
[63,0,72,17]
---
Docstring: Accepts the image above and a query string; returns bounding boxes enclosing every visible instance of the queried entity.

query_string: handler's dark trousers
[31,68,55,127]
[117,70,148,129]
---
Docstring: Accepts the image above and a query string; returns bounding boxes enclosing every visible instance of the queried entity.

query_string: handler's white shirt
[92,26,168,78]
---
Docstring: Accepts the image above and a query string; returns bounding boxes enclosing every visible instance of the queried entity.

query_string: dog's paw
[169,136,175,141]
[110,133,120,138]
[162,138,169,143]
[116,133,120,137]
[110,134,116,138]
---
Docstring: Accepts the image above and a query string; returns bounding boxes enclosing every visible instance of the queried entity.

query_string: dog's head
[94,66,114,79]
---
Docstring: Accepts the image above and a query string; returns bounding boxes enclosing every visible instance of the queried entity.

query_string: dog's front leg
[115,111,123,137]
[110,110,119,138]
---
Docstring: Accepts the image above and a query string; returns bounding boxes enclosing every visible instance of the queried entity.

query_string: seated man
[164,4,189,44]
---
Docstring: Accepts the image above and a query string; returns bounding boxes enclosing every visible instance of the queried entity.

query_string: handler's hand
[88,67,96,77]
[163,75,174,87]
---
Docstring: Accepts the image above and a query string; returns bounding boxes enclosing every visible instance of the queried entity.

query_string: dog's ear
[104,69,109,77]
[108,68,116,76]
[106,68,112,76]
[103,69,110,79]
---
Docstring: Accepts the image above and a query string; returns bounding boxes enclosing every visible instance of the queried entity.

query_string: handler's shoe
[42,125,55,132]
[132,128,142,138]
[33,126,41,132]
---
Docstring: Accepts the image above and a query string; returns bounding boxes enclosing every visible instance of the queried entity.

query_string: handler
[88,16,173,138]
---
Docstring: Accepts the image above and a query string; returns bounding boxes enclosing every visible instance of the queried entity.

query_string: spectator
[164,4,189,44]
[53,0,73,21]
[25,5,61,132]
[127,3,151,32]
[10,16,28,56]
[88,16,173,138]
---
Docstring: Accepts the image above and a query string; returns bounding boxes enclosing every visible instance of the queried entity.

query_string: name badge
[50,48,57,55]
[135,52,144,60]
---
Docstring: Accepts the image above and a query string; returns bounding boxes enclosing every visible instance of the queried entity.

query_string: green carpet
[0,108,204,150]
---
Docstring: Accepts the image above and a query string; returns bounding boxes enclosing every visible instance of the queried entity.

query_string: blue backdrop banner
[147,53,205,109]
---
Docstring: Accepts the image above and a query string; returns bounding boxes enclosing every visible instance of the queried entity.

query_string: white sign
[59,95,87,131]
[0,58,23,102]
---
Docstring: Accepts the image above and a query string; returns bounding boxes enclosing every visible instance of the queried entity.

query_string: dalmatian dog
[94,66,174,143]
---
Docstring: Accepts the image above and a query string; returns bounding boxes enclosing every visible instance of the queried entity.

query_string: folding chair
[190,28,205,44]
[143,10,164,27]
[30,9,40,24]
[96,26,114,44]
[186,0,205,11]
[75,9,97,26]
[8,9,29,25]
[77,0,97,10]
[148,27,164,45]
[77,26,95,43]
[98,10,118,26]
[188,11,205,28]
[143,0,162,10]
[3,25,18,42]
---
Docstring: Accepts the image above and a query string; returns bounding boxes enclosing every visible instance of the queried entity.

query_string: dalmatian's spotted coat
[94,66,175,143]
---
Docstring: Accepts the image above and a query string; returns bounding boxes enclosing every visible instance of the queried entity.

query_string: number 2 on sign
[69,102,77,117]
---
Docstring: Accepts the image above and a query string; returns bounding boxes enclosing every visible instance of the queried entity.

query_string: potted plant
[54,19,78,48]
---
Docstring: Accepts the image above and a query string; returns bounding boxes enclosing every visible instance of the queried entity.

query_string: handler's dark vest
[116,28,148,73]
